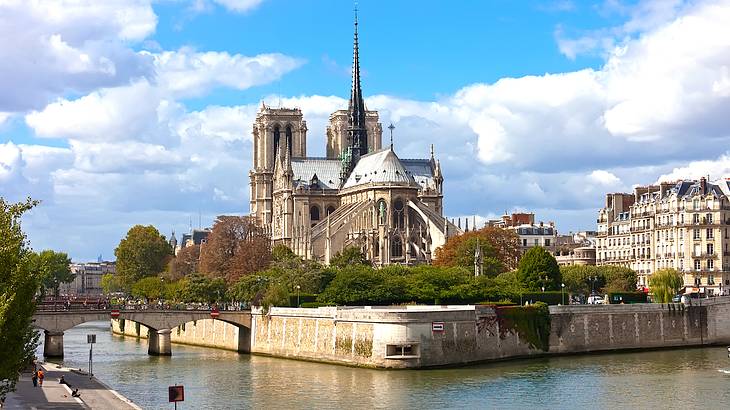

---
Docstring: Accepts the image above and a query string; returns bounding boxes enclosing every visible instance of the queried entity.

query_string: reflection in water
[41,322,730,409]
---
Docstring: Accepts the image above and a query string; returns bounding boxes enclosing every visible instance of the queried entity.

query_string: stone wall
[111,318,244,351]
[250,300,730,369]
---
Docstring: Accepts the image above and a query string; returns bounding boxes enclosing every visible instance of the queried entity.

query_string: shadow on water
[38,321,730,409]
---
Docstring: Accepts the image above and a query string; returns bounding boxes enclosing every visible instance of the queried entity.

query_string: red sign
[432,322,445,333]
[210,308,220,318]
[110,309,120,318]
[168,385,184,403]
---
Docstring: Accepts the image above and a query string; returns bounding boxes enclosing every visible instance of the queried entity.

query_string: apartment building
[488,212,558,254]
[59,261,116,296]
[597,178,730,295]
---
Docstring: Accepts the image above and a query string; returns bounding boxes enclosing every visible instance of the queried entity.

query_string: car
[672,295,682,303]
[587,294,605,305]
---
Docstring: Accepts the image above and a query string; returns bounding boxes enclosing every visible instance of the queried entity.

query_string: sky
[1,0,730,261]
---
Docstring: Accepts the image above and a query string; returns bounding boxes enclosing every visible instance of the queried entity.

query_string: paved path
[3,363,141,409]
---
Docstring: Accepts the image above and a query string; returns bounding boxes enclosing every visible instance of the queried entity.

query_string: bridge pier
[148,328,172,356]
[237,325,251,353]
[43,331,64,358]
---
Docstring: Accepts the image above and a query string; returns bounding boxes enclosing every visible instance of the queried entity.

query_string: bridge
[32,309,251,357]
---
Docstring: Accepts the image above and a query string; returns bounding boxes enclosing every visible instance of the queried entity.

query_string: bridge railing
[35,300,249,312]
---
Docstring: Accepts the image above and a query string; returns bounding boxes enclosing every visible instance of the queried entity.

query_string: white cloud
[588,170,621,185]
[152,48,304,98]
[657,153,730,182]
[0,0,157,111]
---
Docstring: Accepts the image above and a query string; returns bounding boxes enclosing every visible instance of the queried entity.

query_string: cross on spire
[388,123,395,149]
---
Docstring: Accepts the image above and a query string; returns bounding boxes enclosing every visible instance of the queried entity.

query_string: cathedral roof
[343,148,418,189]
[291,157,341,189]
[401,158,436,191]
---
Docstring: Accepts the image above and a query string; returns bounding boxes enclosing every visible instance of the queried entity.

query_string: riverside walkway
[2,362,141,409]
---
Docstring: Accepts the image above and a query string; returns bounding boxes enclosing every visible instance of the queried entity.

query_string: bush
[300,302,334,308]
[519,291,564,306]
[288,293,318,307]
[607,292,647,304]
[495,302,551,351]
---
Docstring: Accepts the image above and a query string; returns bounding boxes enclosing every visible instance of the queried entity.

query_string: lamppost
[590,276,598,295]
[296,285,301,307]
[561,283,566,305]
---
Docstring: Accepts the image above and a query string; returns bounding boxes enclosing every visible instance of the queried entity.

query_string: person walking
[37,369,44,387]
[31,372,38,387]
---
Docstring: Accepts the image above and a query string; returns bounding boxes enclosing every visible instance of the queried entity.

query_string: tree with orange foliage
[167,245,200,281]
[434,226,520,275]
[199,215,272,284]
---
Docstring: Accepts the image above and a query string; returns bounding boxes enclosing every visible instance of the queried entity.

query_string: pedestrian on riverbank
[31,372,38,387]
[37,370,44,386]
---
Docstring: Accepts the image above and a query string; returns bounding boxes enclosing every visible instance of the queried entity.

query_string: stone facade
[597,178,730,294]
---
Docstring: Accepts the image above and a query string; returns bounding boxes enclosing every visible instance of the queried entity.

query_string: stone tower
[249,104,308,225]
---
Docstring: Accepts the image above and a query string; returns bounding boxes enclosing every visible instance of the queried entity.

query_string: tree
[228,236,271,283]
[0,198,43,400]
[100,273,123,294]
[115,225,172,287]
[33,250,73,297]
[167,245,200,281]
[330,246,369,269]
[649,268,684,303]
[199,215,271,283]
[177,274,227,303]
[130,277,165,300]
[434,226,520,274]
[517,246,561,291]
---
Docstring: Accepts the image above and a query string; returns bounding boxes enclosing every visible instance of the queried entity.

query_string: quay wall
[111,318,243,351]
[250,299,730,369]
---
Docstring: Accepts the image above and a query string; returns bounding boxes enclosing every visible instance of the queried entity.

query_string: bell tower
[250,103,307,224]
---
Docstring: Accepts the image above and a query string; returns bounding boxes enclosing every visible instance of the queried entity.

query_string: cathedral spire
[347,4,368,158]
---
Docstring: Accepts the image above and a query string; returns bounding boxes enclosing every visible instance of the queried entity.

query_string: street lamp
[561,283,566,305]
[590,276,598,295]
[296,285,301,307]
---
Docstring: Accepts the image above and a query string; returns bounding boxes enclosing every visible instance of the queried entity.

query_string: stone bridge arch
[32,310,251,357]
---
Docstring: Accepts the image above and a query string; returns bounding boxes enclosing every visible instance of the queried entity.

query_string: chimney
[700,177,707,195]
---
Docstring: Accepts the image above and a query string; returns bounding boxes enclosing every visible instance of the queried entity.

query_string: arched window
[310,205,320,223]
[285,125,293,156]
[326,205,335,216]
[392,198,404,228]
[392,236,403,258]
[273,125,281,156]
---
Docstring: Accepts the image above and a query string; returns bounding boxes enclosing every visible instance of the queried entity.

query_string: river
[40,321,730,409]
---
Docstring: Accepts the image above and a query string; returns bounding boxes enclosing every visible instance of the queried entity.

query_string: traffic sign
[169,385,184,403]
[110,309,120,318]
[432,322,445,333]
[210,308,220,318]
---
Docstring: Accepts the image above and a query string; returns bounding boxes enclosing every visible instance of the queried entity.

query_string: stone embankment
[109,299,730,369]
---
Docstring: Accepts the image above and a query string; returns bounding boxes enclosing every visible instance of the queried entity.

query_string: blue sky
[2,0,730,261]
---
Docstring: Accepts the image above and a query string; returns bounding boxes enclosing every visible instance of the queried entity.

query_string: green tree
[649,268,684,303]
[115,225,172,287]
[603,266,638,292]
[329,246,369,269]
[434,226,521,273]
[130,277,165,300]
[32,250,73,297]
[100,273,123,294]
[178,274,227,303]
[517,247,561,291]
[0,198,43,400]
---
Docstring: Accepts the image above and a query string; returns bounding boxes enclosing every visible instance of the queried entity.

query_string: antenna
[387,123,395,149]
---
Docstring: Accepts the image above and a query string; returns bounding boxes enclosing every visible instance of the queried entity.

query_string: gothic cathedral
[248,14,461,265]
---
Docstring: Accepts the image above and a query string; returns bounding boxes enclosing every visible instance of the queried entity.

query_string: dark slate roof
[291,157,342,189]
[401,158,436,191]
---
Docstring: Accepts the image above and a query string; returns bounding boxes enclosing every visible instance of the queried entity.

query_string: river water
[41,321,730,409]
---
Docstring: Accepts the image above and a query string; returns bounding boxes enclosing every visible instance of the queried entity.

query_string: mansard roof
[291,157,341,189]
[343,148,418,189]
